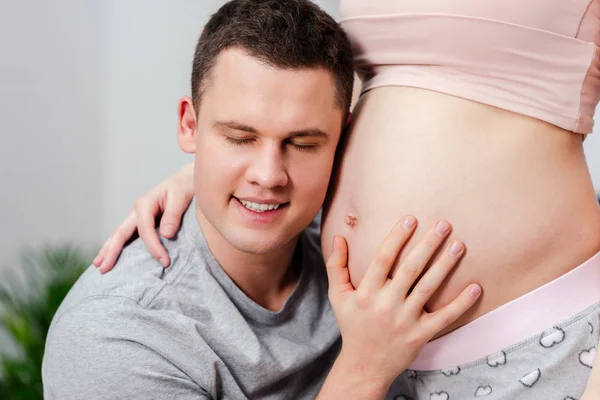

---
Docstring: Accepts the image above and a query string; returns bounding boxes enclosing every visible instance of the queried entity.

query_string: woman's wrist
[317,348,395,400]
[180,162,194,179]
[174,162,195,193]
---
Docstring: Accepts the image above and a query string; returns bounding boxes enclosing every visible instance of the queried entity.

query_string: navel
[345,214,358,228]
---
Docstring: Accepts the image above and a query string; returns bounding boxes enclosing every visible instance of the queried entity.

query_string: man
[43,1,479,398]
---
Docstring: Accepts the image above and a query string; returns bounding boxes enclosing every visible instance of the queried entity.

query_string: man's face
[179,48,344,255]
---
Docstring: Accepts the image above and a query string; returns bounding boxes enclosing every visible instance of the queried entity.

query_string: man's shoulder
[43,239,211,394]
[42,290,212,399]
[42,230,233,400]
[59,240,172,307]
[51,223,208,330]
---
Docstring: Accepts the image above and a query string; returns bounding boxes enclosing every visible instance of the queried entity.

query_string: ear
[177,96,197,154]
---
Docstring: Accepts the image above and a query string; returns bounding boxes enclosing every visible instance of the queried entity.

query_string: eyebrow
[214,121,257,133]
[214,120,329,138]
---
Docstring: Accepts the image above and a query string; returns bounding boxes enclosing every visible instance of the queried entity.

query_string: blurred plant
[0,246,90,400]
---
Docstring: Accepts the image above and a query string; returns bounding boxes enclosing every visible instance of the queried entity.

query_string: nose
[245,144,289,189]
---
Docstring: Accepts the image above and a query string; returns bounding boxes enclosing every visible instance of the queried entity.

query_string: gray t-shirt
[42,205,341,400]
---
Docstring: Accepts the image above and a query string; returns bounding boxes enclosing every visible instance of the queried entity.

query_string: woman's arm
[93,162,194,273]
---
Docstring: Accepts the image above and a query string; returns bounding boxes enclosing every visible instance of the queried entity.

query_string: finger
[93,253,102,267]
[98,235,119,274]
[93,238,112,267]
[358,216,417,296]
[422,283,482,337]
[406,240,465,312]
[325,235,353,303]
[98,213,138,273]
[158,190,193,238]
[135,197,171,267]
[389,220,452,297]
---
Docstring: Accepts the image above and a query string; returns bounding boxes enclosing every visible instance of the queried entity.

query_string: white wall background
[1,0,105,272]
[0,0,597,314]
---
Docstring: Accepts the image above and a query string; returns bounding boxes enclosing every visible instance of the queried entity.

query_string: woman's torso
[321,0,600,335]
[321,87,600,335]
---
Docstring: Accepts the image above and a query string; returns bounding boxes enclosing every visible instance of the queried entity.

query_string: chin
[227,231,294,255]
[230,240,282,255]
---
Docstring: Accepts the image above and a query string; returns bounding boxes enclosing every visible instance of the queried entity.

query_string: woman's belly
[321,87,600,336]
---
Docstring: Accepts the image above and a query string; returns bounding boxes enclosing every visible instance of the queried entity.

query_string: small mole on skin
[345,214,358,228]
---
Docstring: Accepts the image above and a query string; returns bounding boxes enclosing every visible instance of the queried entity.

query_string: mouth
[233,197,289,213]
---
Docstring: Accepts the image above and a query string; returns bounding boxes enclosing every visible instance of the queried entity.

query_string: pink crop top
[339,0,600,134]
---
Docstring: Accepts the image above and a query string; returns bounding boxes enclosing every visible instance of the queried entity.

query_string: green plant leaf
[0,245,91,400]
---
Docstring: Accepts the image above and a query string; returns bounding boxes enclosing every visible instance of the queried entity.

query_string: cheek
[290,152,336,200]
[195,140,248,189]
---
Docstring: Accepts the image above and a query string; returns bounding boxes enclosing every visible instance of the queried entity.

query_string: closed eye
[225,136,255,146]
[288,142,319,152]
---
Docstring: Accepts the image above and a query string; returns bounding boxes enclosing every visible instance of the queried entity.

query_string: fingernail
[402,216,416,230]
[159,257,169,267]
[449,241,463,256]
[334,236,342,252]
[469,284,482,297]
[162,224,175,236]
[435,221,450,236]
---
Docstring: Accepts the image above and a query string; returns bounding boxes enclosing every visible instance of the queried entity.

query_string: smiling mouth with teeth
[238,199,283,213]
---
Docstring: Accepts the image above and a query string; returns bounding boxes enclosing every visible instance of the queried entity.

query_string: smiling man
[43,1,352,398]
[185,45,346,311]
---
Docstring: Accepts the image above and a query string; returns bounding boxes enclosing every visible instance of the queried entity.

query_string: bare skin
[321,87,600,336]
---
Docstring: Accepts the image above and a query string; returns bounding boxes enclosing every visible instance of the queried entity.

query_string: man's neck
[196,207,301,312]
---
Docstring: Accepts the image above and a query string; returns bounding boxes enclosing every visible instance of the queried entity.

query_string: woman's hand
[93,163,195,273]
[319,217,482,398]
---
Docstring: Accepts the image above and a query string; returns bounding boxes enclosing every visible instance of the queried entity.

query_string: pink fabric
[409,250,600,371]
[577,1,600,132]
[340,0,600,134]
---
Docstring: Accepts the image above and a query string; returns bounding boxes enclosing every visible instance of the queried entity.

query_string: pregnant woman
[95,1,600,398]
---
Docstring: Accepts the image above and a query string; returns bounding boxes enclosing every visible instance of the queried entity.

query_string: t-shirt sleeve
[42,296,211,400]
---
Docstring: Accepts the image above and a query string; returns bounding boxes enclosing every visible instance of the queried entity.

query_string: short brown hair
[191,0,354,115]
